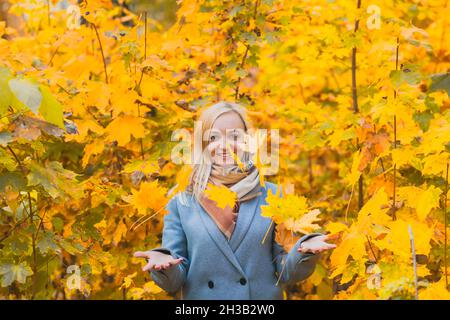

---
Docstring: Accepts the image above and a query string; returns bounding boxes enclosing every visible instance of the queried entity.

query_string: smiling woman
[133,101,336,300]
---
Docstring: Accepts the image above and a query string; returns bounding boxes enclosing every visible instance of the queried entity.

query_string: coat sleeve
[270,183,323,286]
[272,227,323,286]
[148,195,189,294]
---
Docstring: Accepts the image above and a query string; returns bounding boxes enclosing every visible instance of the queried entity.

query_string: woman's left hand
[297,234,337,254]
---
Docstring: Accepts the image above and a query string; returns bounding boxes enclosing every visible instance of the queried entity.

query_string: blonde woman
[134,101,336,299]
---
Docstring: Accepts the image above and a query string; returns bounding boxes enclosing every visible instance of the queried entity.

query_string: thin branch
[0,216,29,243]
[351,0,361,114]
[352,0,363,210]
[92,23,108,83]
[6,145,38,299]
[392,37,399,221]
[408,225,419,300]
[234,0,260,101]
[234,44,250,101]
[366,235,378,263]
[137,12,147,159]
[47,0,51,25]
[48,45,61,67]
[137,12,147,91]
[444,162,449,288]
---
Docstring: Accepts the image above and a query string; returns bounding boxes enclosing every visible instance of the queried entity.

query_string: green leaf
[425,95,440,113]
[39,85,65,129]
[0,147,17,171]
[0,172,27,192]
[122,159,159,175]
[429,73,450,96]
[0,262,33,287]
[229,5,243,18]
[57,238,84,255]
[26,161,82,199]
[235,68,247,78]
[4,233,32,255]
[51,216,64,232]
[8,78,42,114]
[37,231,59,254]
[413,111,433,132]
[389,64,422,88]
[0,131,13,146]
[0,67,13,116]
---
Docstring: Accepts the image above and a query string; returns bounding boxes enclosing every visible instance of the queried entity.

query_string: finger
[134,251,150,259]
[158,263,170,270]
[319,243,337,251]
[323,240,337,247]
[142,261,155,272]
[314,246,328,253]
[170,257,184,265]
[317,244,335,253]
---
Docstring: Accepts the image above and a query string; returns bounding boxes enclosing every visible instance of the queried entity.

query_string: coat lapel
[194,186,264,276]
[228,190,262,252]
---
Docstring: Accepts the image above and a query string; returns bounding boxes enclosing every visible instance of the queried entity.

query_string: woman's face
[205,112,246,167]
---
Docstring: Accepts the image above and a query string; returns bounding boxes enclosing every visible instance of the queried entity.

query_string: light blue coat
[149,182,323,300]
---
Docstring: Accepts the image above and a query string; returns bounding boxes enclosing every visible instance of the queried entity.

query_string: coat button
[239,278,247,285]
[208,280,214,289]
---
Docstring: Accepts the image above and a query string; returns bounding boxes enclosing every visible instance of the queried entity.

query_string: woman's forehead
[211,112,246,132]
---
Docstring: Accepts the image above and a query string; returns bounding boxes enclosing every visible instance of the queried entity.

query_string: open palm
[297,235,337,254]
[134,250,184,272]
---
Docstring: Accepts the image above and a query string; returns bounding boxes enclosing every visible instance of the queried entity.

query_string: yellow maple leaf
[422,152,449,177]
[173,165,192,194]
[418,278,450,300]
[112,220,127,245]
[397,185,442,220]
[346,149,363,186]
[226,141,245,171]
[284,209,322,234]
[127,181,168,216]
[325,222,349,236]
[376,218,433,261]
[204,183,237,209]
[120,272,137,290]
[105,115,146,146]
[329,225,366,271]
[260,188,310,224]
[357,188,391,228]
[143,281,163,294]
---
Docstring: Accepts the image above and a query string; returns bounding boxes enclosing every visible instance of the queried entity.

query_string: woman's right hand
[134,250,185,272]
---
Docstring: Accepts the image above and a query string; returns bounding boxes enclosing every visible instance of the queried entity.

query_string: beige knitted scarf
[196,161,262,241]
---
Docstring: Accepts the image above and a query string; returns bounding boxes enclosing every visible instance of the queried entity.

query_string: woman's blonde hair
[179,101,252,206]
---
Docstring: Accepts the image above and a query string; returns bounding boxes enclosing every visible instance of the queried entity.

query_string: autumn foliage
[0,0,449,300]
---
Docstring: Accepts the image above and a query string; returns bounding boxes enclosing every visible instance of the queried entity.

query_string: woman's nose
[218,137,228,150]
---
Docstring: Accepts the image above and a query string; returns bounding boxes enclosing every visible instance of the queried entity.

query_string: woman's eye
[210,136,216,142]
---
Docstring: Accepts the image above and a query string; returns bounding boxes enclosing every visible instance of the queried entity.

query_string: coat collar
[194,185,264,276]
